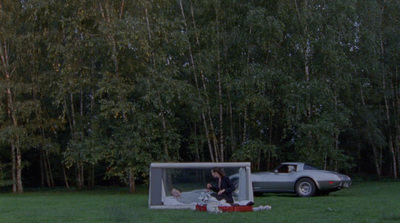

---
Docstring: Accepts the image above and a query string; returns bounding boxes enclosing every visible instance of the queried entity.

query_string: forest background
[0,0,399,193]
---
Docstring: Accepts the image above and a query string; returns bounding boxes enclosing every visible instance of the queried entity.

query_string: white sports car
[231,162,351,197]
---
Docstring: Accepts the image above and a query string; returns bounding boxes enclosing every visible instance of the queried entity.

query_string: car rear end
[317,172,351,192]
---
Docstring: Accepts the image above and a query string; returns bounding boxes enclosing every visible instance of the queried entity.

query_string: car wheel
[295,178,316,197]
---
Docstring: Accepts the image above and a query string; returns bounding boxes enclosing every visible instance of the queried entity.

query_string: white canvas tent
[148,162,254,209]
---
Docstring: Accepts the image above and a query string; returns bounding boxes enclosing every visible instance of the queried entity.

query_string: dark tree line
[0,0,399,193]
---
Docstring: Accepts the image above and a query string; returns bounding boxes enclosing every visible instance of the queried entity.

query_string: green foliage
[1,0,400,190]
[232,140,277,162]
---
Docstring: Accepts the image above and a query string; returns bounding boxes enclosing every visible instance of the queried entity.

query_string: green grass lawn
[0,181,399,223]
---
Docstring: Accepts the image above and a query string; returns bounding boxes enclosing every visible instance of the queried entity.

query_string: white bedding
[164,196,195,206]
[163,195,252,207]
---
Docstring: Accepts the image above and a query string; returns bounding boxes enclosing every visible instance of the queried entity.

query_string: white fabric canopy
[148,162,254,209]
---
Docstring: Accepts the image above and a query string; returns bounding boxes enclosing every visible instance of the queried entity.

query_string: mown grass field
[0,181,399,223]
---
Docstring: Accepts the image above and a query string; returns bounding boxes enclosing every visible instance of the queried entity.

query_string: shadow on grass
[254,192,356,198]
[382,213,400,221]
[106,206,129,223]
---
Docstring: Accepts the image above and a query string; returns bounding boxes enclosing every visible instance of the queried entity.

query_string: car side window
[276,165,287,173]
[276,165,297,173]
[288,165,296,172]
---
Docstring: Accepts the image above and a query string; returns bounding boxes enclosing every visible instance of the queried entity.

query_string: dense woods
[1,0,399,193]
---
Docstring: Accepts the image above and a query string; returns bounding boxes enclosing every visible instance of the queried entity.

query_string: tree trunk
[70,93,84,189]
[360,87,382,177]
[62,163,70,190]
[11,141,17,192]
[268,113,274,170]
[76,163,82,189]
[76,163,84,190]
[229,100,236,155]
[214,0,224,162]
[193,122,201,162]
[243,108,247,143]
[200,69,220,162]
[179,0,215,162]
[129,170,135,193]
[87,165,95,190]
[46,150,55,188]
[372,145,382,177]
[160,110,169,159]
[40,149,45,188]
[381,37,397,178]
[16,141,23,193]
[1,42,23,193]
[333,90,339,172]
[395,67,400,175]
[41,149,52,188]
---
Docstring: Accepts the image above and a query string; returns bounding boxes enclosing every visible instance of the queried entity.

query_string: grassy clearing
[0,181,399,223]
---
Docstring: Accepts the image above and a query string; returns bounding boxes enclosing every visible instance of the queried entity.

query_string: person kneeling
[206,167,235,205]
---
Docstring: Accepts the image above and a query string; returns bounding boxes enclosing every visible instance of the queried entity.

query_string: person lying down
[167,188,256,207]
[170,188,210,204]
[166,188,271,212]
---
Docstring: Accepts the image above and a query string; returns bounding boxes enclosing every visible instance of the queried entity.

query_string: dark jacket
[209,176,235,204]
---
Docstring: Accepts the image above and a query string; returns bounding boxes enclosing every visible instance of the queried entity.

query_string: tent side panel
[149,167,163,206]
[246,167,254,201]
